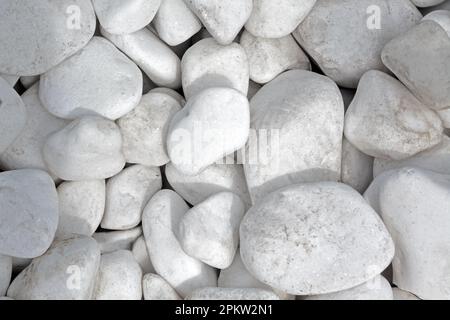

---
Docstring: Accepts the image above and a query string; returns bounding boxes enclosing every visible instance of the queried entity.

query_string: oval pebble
[0,169,58,259]
[181,38,249,100]
[7,235,100,300]
[187,287,280,300]
[167,87,250,176]
[39,37,142,120]
[93,250,142,300]
[43,116,126,181]
[102,165,162,230]
[143,273,181,300]
[92,0,161,35]
[142,190,217,298]
[240,182,395,295]
[56,180,106,238]
[0,0,96,76]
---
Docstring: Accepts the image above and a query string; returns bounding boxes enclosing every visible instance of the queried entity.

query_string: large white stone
[0,0,96,76]
[0,77,26,154]
[0,255,12,296]
[56,180,106,238]
[93,250,142,300]
[364,167,450,299]
[43,116,126,181]
[240,182,394,295]
[294,0,422,88]
[183,0,253,45]
[187,288,280,300]
[102,165,162,230]
[344,70,443,160]
[0,169,58,259]
[165,162,252,208]
[92,0,161,35]
[101,27,181,89]
[244,70,344,203]
[167,87,250,176]
[178,192,245,269]
[7,235,100,300]
[39,37,142,120]
[142,190,217,298]
[181,38,249,99]
[246,0,316,39]
[143,273,181,300]
[118,90,182,167]
[154,0,201,46]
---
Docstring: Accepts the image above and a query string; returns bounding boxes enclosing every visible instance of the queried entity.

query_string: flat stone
[7,235,100,300]
[142,190,217,298]
[183,0,253,45]
[102,165,162,230]
[246,0,316,39]
[240,31,310,84]
[143,273,181,300]
[178,192,245,269]
[240,182,394,295]
[244,70,344,203]
[0,0,96,76]
[101,27,181,89]
[93,227,142,254]
[56,180,106,238]
[92,0,161,35]
[0,76,27,154]
[294,0,421,88]
[43,116,126,181]
[93,250,142,300]
[344,70,443,160]
[181,38,249,99]
[187,287,280,300]
[118,90,182,167]
[0,169,58,259]
[39,37,142,120]
[167,87,250,176]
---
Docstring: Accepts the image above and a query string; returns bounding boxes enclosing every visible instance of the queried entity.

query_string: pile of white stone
[1,0,450,301]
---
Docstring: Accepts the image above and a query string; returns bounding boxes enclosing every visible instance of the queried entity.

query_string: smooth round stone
[56,180,106,238]
[184,0,253,45]
[240,31,310,84]
[294,0,422,88]
[0,0,96,76]
[0,255,12,296]
[93,226,142,254]
[20,76,39,89]
[0,77,27,154]
[143,273,181,300]
[240,182,395,295]
[132,236,155,274]
[178,192,245,269]
[43,116,126,181]
[7,235,100,300]
[413,0,446,7]
[244,70,344,204]
[341,138,374,194]
[118,90,182,166]
[382,20,450,110]
[0,169,58,259]
[187,288,280,300]
[154,0,201,46]
[0,85,68,177]
[305,275,393,300]
[166,162,252,208]
[102,165,162,230]
[93,0,161,35]
[101,27,181,89]
[364,167,450,299]
[345,71,443,160]
[167,87,250,176]
[245,0,316,39]
[374,135,450,177]
[142,190,217,298]
[181,38,249,100]
[40,37,142,120]
[93,250,142,300]
[393,288,420,300]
